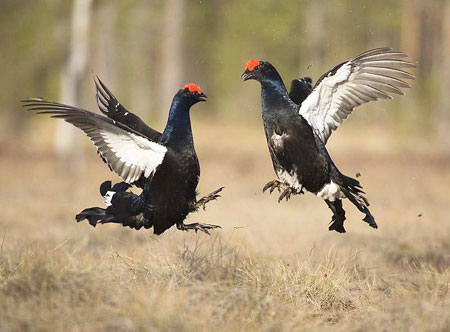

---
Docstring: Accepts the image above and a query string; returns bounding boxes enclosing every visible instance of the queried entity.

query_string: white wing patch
[94,127,167,182]
[299,48,415,144]
[22,99,167,184]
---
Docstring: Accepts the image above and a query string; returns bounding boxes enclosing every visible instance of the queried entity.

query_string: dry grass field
[0,119,449,331]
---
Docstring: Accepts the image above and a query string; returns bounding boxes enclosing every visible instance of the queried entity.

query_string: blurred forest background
[1,1,450,330]
[1,0,449,149]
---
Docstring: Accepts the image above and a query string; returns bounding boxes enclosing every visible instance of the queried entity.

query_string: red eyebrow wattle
[183,83,203,94]
[245,59,260,72]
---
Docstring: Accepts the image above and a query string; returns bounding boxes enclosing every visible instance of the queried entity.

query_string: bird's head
[241,59,278,83]
[177,83,207,105]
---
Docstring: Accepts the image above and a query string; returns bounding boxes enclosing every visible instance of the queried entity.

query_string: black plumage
[242,48,414,233]
[23,80,223,235]
[288,77,312,105]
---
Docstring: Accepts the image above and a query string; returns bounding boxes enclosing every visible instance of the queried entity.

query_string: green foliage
[0,0,446,135]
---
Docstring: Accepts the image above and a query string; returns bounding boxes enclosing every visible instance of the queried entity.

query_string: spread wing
[299,47,415,144]
[94,76,162,142]
[23,98,167,183]
[288,77,312,105]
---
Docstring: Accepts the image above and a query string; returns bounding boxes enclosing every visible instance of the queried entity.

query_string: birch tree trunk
[94,1,117,87]
[400,0,421,65]
[303,0,327,77]
[437,0,450,153]
[159,0,185,118]
[54,0,93,170]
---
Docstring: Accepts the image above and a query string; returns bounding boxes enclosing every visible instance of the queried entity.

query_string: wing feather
[22,99,167,183]
[93,76,163,142]
[299,48,415,143]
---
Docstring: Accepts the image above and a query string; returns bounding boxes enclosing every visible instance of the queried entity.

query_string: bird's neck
[162,98,194,148]
[260,78,292,114]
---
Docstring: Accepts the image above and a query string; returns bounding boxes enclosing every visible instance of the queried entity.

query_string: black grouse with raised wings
[242,48,415,233]
[23,80,223,235]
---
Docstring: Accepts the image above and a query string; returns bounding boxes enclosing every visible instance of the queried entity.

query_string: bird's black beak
[241,71,251,81]
[198,92,207,102]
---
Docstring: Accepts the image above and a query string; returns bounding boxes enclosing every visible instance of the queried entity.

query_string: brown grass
[0,119,449,331]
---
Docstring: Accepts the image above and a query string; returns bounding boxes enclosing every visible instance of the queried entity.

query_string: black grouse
[23,79,223,235]
[241,48,415,233]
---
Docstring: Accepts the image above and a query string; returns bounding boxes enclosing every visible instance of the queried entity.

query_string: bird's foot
[195,187,224,210]
[278,186,304,203]
[278,187,293,202]
[263,180,283,194]
[177,222,222,235]
[328,215,346,233]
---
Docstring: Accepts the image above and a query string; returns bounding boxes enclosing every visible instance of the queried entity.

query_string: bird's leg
[194,187,224,211]
[177,222,222,235]
[262,180,283,194]
[325,199,346,233]
[278,185,304,203]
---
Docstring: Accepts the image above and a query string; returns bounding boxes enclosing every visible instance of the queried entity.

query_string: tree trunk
[159,0,185,118]
[438,0,450,154]
[400,0,421,65]
[94,1,117,87]
[54,0,93,170]
[302,0,327,79]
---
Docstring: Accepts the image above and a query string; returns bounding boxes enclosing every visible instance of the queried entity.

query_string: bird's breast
[270,132,288,151]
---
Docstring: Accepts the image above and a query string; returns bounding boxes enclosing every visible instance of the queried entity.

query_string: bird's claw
[263,180,282,194]
[177,222,222,235]
[278,187,292,202]
[195,187,224,210]
[277,186,304,203]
